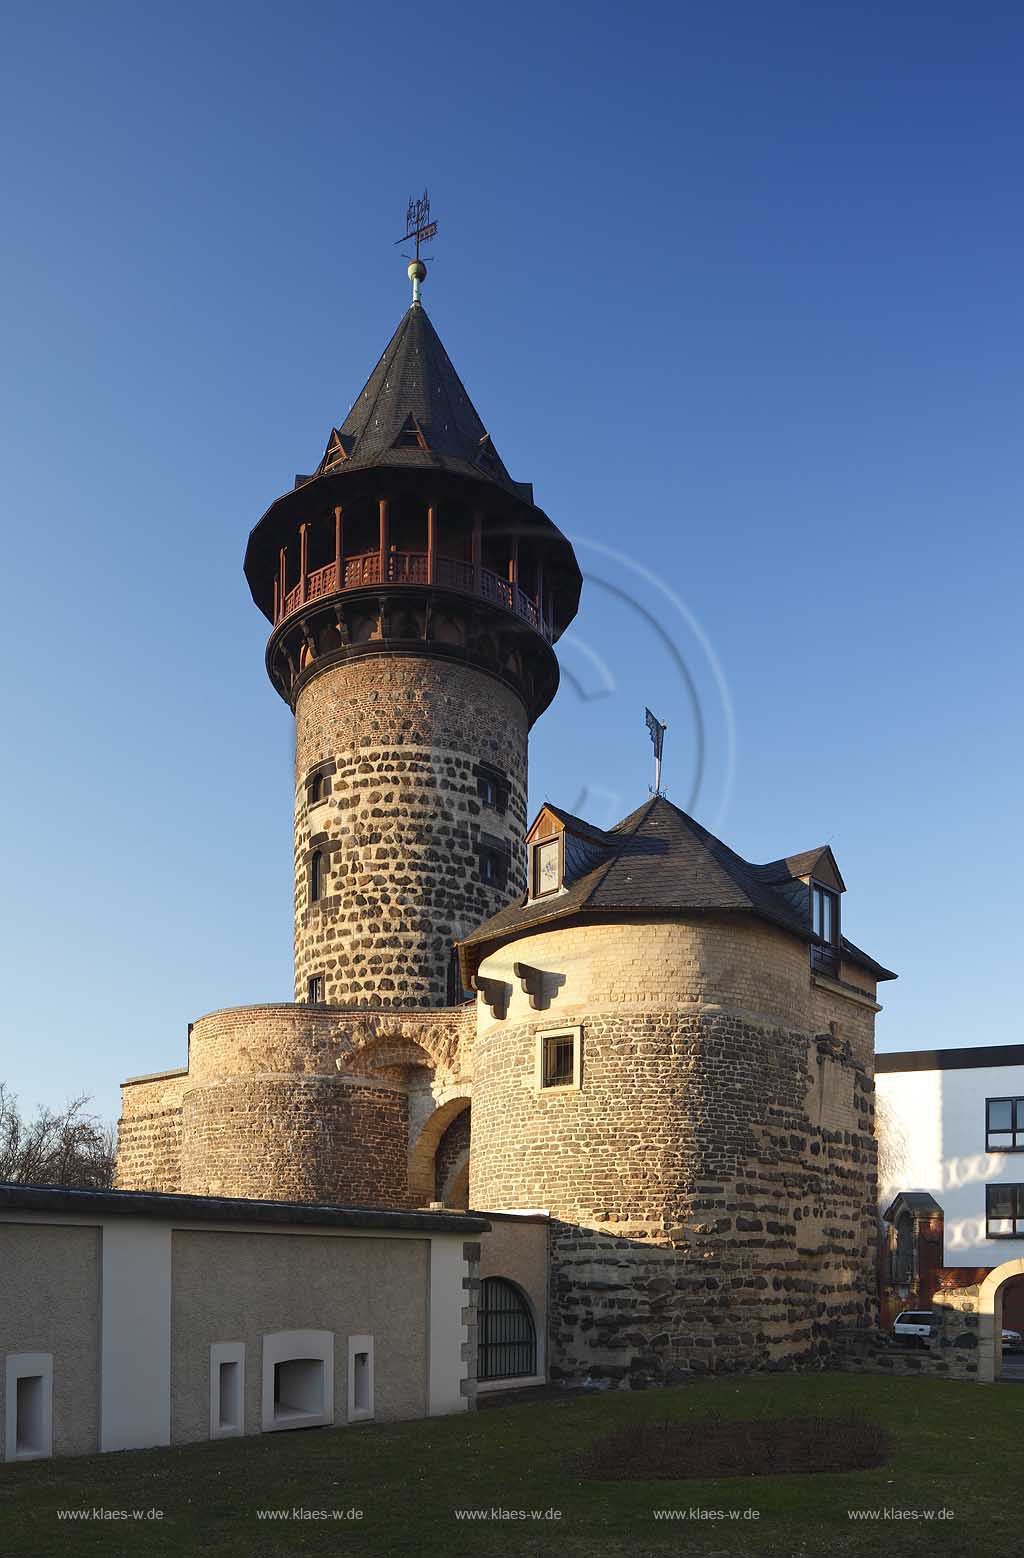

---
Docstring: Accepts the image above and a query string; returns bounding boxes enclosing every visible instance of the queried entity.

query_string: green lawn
[0,1373,1018,1557]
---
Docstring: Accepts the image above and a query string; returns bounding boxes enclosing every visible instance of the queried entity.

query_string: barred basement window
[986,1183,1024,1238]
[987,1098,1024,1152]
[307,974,325,1005]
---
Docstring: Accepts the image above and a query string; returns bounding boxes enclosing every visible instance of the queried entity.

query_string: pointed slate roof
[459,794,896,982]
[304,302,531,498]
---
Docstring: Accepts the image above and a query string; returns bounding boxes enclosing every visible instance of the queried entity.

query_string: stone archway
[977,1258,1024,1383]
[408,1095,471,1207]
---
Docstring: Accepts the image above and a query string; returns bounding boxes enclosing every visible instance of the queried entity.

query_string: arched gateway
[977,1258,1024,1383]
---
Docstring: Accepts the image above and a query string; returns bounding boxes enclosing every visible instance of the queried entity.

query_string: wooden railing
[277,550,549,638]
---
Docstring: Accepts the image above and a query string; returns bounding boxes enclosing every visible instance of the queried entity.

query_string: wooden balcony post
[299,523,308,604]
[273,577,279,624]
[472,511,482,594]
[536,560,545,629]
[508,536,518,585]
[426,501,436,584]
[279,547,287,612]
[334,506,343,592]
[378,498,389,582]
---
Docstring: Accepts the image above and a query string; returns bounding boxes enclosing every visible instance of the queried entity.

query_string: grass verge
[0,1372,1018,1557]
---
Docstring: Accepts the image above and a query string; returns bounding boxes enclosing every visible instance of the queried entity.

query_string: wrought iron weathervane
[396,190,438,303]
[645,707,668,795]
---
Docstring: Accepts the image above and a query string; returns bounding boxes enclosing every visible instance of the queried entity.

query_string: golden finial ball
[408,259,427,284]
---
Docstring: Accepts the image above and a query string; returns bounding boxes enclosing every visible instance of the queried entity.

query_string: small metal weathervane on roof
[396,189,438,305]
[645,707,668,796]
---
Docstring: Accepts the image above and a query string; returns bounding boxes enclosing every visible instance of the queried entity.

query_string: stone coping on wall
[0,1182,490,1236]
[121,1066,190,1086]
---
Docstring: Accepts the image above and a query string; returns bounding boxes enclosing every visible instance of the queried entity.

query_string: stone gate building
[117,261,896,1386]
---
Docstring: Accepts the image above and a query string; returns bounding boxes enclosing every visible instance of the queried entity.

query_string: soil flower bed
[573,1414,890,1479]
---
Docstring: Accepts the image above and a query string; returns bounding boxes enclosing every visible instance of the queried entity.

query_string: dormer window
[531,836,562,899]
[810,882,839,974]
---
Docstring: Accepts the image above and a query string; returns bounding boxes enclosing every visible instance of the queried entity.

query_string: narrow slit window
[309,850,325,903]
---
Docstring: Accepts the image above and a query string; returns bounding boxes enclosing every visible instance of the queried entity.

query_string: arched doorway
[977,1258,1024,1383]
[478,1277,536,1383]
[407,1096,471,1207]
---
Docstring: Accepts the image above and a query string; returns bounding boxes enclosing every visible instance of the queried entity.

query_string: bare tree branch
[0,1085,116,1189]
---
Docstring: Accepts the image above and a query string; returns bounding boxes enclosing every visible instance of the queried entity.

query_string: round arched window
[477,1277,536,1381]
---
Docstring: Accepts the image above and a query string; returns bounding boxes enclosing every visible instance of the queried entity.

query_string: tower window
[477,834,509,889]
[309,850,325,904]
[536,1025,583,1090]
[307,772,327,807]
[475,764,508,814]
[307,974,325,1005]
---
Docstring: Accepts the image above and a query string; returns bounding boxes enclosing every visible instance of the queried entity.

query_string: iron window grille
[542,1033,575,1088]
[987,1098,1024,1153]
[477,1277,536,1381]
[986,1183,1024,1238]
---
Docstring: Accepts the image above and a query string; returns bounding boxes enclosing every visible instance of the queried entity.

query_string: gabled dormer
[757,845,846,976]
[525,804,614,902]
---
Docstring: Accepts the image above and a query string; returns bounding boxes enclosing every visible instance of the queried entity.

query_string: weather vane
[396,189,438,304]
[645,707,668,796]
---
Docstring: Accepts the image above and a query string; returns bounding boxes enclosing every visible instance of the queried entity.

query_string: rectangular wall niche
[347,1334,375,1422]
[4,1353,53,1462]
[261,1330,334,1433]
[209,1342,245,1440]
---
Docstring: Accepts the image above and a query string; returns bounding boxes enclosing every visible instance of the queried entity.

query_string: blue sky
[1,2,1021,1125]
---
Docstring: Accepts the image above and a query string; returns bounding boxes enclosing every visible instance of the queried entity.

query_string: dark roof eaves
[0,1181,490,1235]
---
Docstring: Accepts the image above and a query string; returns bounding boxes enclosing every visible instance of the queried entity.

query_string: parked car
[892,1310,938,1347]
[1002,1327,1023,1353]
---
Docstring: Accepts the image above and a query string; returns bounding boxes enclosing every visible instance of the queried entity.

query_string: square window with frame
[987,1097,1024,1152]
[535,1025,582,1091]
[986,1182,1024,1238]
[307,974,325,1006]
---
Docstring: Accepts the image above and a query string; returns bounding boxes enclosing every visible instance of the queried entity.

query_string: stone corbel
[513,961,560,1012]
[472,974,510,1021]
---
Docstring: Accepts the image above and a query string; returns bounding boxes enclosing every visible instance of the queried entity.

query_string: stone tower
[243,277,582,1009]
